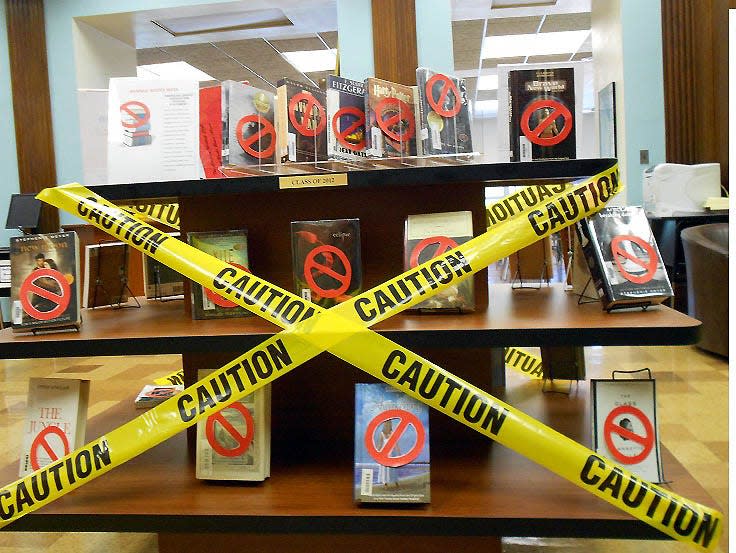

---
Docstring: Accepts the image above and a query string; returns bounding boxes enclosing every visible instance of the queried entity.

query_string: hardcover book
[404,211,475,312]
[508,67,576,162]
[143,232,184,300]
[416,67,473,156]
[82,241,130,308]
[276,77,328,163]
[199,84,223,178]
[134,384,184,409]
[575,206,673,310]
[19,377,90,477]
[222,80,276,167]
[187,230,251,319]
[10,232,82,332]
[196,369,271,481]
[364,77,419,158]
[354,383,430,504]
[291,219,362,308]
[326,75,368,161]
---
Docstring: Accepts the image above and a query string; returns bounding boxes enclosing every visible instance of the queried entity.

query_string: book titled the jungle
[291,219,361,308]
[10,232,82,332]
[326,75,368,161]
[416,67,473,156]
[508,67,576,162]
[222,80,276,167]
[187,230,251,319]
[354,383,430,504]
[364,77,419,158]
[276,77,328,163]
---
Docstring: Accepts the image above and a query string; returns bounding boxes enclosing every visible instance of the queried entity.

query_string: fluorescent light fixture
[474,100,499,115]
[477,75,499,90]
[282,49,337,73]
[152,8,292,37]
[482,30,590,59]
[137,61,215,81]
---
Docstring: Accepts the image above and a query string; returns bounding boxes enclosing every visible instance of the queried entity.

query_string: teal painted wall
[415,0,453,74]
[336,0,374,81]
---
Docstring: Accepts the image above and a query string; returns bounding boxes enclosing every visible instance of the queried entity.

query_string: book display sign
[276,78,327,163]
[364,77,420,158]
[326,75,367,161]
[591,377,664,483]
[107,78,199,183]
[222,80,276,167]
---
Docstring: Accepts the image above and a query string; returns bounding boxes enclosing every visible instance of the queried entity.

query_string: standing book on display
[10,232,81,332]
[326,75,367,161]
[82,241,129,308]
[364,77,420,158]
[143,233,184,300]
[199,84,222,179]
[276,78,328,163]
[222,80,276,167]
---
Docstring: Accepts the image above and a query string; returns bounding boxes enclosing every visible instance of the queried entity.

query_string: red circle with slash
[331,106,366,150]
[205,263,249,308]
[236,115,276,159]
[426,74,462,117]
[120,101,151,128]
[603,405,655,465]
[30,426,70,470]
[19,268,71,321]
[409,236,459,268]
[610,235,658,284]
[520,98,573,146]
[205,403,255,457]
[364,409,425,468]
[375,97,415,142]
[288,92,326,137]
[304,245,352,299]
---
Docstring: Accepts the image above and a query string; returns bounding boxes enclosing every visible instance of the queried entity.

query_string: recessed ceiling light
[282,49,337,73]
[137,61,215,81]
[151,8,292,37]
[482,30,590,59]
[477,75,499,90]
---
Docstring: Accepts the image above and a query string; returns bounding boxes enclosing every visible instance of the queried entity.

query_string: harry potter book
[326,75,368,161]
[364,77,419,158]
[276,78,327,163]
[222,80,276,167]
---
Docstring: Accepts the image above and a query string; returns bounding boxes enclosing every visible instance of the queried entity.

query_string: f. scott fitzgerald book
[222,80,276,166]
[291,219,362,308]
[10,232,81,332]
[575,206,673,310]
[354,383,430,504]
[364,77,419,158]
[416,67,473,156]
[188,230,251,319]
[326,75,367,161]
[508,67,576,162]
[276,78,327,163]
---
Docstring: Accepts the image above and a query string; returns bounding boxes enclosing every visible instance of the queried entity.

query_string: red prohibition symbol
[520,98,573,146]
[205,403,255,458]
[375,97,415,142]
[409,236,459,268]
[235,115,276,159]
[332,106,366,150]
[603,405,655,465]
[610,235,658,284]
[205,263,249,308]
[30,426,70,471]
[304,245,352,299]
[425,74,462,117]
[19,268,71,321]
[288,92,326,137]
[364,409,425,468]
[120,101,151,128]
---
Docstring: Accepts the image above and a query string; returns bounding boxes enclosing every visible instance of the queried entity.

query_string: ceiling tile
[452,19,484,71]
[268,36,325,52]
[319,31,338,49]
[486,16,542,36]
[571,51,592,61]
[463,75,478,98]
[213,38,306,88]
[540,13,591,32]
[526,53,573,64]
[482,56,526,68]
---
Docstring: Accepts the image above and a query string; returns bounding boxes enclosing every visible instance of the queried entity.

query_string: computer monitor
[5,193,42,232]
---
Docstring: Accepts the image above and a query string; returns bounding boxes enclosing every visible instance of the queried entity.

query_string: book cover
[508,67,576,162]
[276,77,328,163]
[354,383,430,504]
[19,377,90,477]
[404,211,475,312]
[199,84,223,178]
[187,230,251,319]
[196,369,271,481]
[222,80,276,167]
[575,206,673,310]
[326,75,368,161]
[10,232,82,332]
[416,68,473,156]
[134,384,184,409]
[82,242,129,308]
[364,77,418,158]
[291,219,362,308]
[142,232,184,300]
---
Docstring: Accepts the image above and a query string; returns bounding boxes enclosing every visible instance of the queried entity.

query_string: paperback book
[364,77,419,158]
[222,80,276,167]
[82,241,130,308]
[326,75,368,161]
[276,78,328,163]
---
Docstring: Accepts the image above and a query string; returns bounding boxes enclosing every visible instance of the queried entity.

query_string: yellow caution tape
[1,164,719,551]
[153,368,184,386]
[505,347,543,379]
[121,202,180,230]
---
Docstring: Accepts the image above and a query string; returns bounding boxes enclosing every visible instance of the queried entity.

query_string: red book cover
[199,85,222,178]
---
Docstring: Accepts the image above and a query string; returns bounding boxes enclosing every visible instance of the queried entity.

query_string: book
[196,369,271,481]
[415,67,473,156]
[508,67,576,162]
[275,77,328,163]
[134,384,184,409]
[575,206,673,310]
[404,211,475,312]
[199,84,223,178]
[142,232,184,300]
[187,230,251,319]
[291,219,362,308]
[10,232,82,332]
[222,80,276,166]
[354,383,430,504]
[326,75,368,161]
[364,77,419,158]
[82,242,130,308]
[19,377,90,477]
